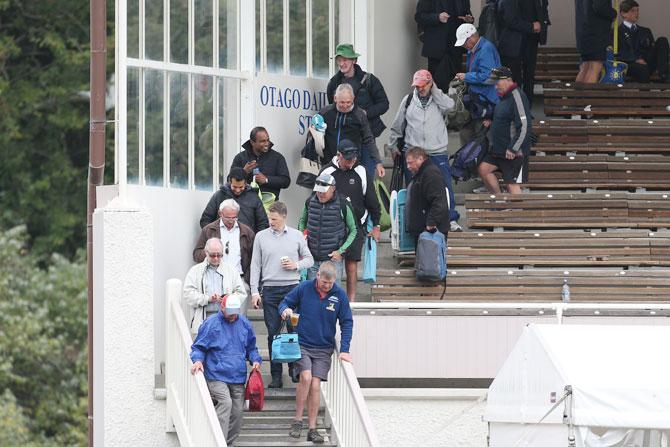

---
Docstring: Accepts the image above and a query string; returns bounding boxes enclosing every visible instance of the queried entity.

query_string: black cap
[485,66,513,85]
[337,139,360,160]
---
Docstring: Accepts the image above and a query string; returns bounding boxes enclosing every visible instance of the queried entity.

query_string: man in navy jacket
[191,295,262,444]
[279,262,353,443]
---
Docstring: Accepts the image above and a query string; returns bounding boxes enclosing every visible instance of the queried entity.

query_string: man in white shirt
[193,199,255,313]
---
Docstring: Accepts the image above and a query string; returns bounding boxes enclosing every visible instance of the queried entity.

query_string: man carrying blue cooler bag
[278,262,353,443]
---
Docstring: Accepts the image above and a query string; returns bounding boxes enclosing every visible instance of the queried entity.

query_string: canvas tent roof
[484,324,670,430]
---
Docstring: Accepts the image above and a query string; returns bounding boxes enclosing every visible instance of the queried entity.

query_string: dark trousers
[262,284,297,380]
[502,38,539,105]
[627,37,669,82]
[428,47,464,92]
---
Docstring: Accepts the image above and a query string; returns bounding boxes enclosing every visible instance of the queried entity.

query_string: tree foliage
[0,0,114,257]
[0,225,88,445]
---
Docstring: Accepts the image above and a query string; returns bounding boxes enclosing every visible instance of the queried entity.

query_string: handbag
[390,152,405,192]
[373,179,392,232]
[362,218,377,283]
[271,321,301,363]
[297,131,322,189]
[244,369,265,411]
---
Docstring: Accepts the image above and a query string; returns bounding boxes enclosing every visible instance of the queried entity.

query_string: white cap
[225,295,242,315]
[455,23,477,47]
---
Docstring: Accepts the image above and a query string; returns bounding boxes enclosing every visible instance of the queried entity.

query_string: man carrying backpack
[298,173,358,281]
[477,67,533,194]
[405,146,450,237]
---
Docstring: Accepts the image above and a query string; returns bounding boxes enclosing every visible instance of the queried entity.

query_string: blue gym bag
[271,321,301,363]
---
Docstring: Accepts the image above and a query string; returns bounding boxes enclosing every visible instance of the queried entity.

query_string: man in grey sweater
[250,201,314,388]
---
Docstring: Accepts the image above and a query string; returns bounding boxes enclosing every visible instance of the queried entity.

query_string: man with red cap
[387,69,462,232]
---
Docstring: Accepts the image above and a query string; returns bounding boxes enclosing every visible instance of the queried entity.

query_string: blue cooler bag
[271,322,301,363]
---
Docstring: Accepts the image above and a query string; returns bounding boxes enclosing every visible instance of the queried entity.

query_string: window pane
[334,0,340,47]
[170,73,189,188]
[255,0,260,71]
[220,77,240,185]
[145,70,164,186]
[266,0,283,73]
[195,0,213,66]
[312,0,329,78]
[145,0,164,60]
[128,0,139,58]
[194,75,213,190]
[127,68,140,184]
[289,0,306,76]
[220,0,238,69]
[170,0,188,63]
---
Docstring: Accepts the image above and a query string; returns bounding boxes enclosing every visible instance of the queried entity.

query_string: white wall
[364,389,488,447]
[93,203,178,446]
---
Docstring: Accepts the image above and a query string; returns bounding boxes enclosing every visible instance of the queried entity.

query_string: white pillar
[93,203,178,446]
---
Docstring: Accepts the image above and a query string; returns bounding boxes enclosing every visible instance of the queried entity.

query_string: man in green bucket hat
[326,43,390,177]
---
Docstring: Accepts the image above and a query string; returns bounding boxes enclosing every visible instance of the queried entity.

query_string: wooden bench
[534,118,670,155]
[372,268,670,302]
[393,230,670,268]
[543,83,670,117]
[535,47,579,82]
[526,154,670,190]
[465,192,670,230]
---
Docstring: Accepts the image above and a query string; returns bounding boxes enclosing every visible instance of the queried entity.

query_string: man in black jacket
[319,84,385,179]
[498,0,550,105]
[326,44,390,175]
[199,167,270,233]
[405,147,450,237]
[230,127,291,200]
[320,139,381,301]
[575,0,617,83]
[618,0,669,83]
[415,0,474,90]
[477,67,532,194]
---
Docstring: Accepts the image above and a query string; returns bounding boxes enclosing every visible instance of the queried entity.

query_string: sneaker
[450,221,463,232]
[289,420,303,439]
[268,378,283,389]
[307,429,325,443]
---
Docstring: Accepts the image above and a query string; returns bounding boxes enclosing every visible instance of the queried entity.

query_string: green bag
[374,179,391,232]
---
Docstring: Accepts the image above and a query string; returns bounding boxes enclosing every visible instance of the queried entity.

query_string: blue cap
[311,114,327,132]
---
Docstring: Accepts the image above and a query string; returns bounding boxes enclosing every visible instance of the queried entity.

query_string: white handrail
[165,278,227,447]
[321,341,381,447]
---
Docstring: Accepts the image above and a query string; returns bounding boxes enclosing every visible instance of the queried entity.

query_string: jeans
[307,259,344,281]
[207,381,245,444]
[360,144,377,177]
[261,284,297,380]
[429,153,460,223]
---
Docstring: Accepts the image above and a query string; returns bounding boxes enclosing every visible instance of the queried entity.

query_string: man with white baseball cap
[454,23,501,144]
[190,293,262,444]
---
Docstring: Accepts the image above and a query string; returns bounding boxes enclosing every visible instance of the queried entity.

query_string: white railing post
[165,278,227,446]
[321,340,381,447]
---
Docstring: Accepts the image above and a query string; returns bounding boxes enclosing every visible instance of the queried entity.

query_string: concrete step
[240,422,329,431]
[254,400,324,412]
[233,441,335,447]
[243,415,325,425]
[233,430,334,445]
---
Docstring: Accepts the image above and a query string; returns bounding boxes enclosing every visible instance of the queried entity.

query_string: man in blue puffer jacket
[191,295,262,444]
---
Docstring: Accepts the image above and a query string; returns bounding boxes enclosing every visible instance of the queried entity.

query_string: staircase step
[241,422,327,431]
[233,430,334,444]
[233,442,336,447]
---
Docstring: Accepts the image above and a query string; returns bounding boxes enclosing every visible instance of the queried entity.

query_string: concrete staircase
[233,309,336,446]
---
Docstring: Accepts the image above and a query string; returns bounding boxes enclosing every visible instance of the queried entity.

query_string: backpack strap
[400,90,414,143]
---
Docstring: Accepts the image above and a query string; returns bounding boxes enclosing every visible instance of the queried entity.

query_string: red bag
[244,369,264,411]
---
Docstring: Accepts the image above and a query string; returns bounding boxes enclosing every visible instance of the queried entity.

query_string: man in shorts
[477,67,533,194]
[278,262,353,443]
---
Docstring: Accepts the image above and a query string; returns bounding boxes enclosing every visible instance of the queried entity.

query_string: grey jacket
[387,84,455,156]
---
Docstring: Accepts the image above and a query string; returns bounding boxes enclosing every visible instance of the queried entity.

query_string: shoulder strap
[401,90,414,139]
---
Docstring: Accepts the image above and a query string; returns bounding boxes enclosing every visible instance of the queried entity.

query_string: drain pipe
[88,0,107,444]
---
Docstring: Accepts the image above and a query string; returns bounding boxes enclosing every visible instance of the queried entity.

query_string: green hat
[333,43,360,59]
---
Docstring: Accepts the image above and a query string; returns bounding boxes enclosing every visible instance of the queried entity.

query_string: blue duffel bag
[271,321,301,363]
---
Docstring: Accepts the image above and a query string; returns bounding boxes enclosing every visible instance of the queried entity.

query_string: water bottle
[561,279,570,303]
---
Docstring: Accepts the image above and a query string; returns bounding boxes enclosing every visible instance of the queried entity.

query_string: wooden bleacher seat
[526,154,670,190]
[372,268,670,302]
[543,83,670,117]
[392,230,670,268]
[465,192,670,230]
[534,118,670,155]
[535,47,579,82]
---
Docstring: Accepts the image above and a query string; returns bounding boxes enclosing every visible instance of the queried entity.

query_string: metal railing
[321,341,381,447]
[350,302,670,324]
[165,278,227,447]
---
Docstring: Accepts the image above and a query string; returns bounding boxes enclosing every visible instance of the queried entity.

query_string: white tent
[484,324,670,447]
